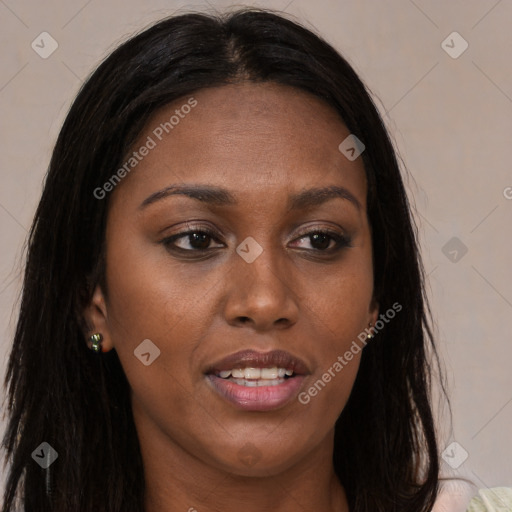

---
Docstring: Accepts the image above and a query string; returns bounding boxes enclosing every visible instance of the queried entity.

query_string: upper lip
[205,349,310,376]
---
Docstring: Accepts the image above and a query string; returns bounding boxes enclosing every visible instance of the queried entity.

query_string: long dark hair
[2,8,444,511]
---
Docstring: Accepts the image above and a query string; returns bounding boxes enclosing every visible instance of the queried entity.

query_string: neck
[138,415,349,512]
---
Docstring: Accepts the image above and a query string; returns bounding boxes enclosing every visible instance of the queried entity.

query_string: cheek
[295,257,373,413]
[104,223,216,334]
[298,352,361,426]
[295,273,369,430]
[103,263,208,440]
[102,230,213,395]
[303,253,374,342]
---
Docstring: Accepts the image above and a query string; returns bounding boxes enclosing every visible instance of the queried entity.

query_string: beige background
[1,0,511,498]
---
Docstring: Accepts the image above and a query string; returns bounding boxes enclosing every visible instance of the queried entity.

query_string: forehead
[110,82,367,211]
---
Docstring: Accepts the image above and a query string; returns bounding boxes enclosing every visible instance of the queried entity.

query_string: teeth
[217,367,294,379]
[244,367,261,379]
[231,378,285,387]
[261,367,278,379]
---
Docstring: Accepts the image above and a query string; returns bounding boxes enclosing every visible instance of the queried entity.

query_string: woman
[0,7,497,512]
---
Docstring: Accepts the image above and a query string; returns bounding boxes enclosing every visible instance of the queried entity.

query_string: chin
[209,441,305,478]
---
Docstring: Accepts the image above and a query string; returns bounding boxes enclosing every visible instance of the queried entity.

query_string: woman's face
[87,82,378,476]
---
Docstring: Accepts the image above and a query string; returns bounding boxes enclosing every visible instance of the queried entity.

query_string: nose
[223,243,300,331]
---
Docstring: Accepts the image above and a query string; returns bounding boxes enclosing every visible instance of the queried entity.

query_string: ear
[82,284,114,353]
[368,296,380,327]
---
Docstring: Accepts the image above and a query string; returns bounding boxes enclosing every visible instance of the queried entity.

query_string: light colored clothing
[467,488,512,511]
[432,479,512,511]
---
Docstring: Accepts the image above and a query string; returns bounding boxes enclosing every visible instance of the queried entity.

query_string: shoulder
[466,487,512,511]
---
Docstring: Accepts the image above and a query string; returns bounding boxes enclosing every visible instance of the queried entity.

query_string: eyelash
[160,225,352,255]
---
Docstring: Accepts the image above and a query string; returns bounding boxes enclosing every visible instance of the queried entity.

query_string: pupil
[191,233,210,249]
[311,233,330,250]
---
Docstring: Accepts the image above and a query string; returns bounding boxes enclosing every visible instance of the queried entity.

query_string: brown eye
[292,230,352,252]
[162,228,224,252]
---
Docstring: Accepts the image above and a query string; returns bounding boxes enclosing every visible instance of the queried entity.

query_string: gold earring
[367,323,374,340]
[89,333,103,353]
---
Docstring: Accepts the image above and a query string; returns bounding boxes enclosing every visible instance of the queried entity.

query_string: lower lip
[206,374,306,411]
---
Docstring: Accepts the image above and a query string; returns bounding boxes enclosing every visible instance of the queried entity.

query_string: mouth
[204,349,309,411]
[213,366,295,387]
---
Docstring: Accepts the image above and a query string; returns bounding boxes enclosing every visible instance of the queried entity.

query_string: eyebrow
[139,183,362,211]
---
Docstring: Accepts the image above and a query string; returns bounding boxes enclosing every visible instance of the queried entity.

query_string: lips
[204,349,310,376]
[204,349,310,411]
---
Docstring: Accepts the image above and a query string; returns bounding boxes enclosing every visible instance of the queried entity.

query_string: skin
[84,82,379,512]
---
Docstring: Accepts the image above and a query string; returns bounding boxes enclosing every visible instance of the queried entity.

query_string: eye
[291,229,352,252]
[161,227,224,252]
